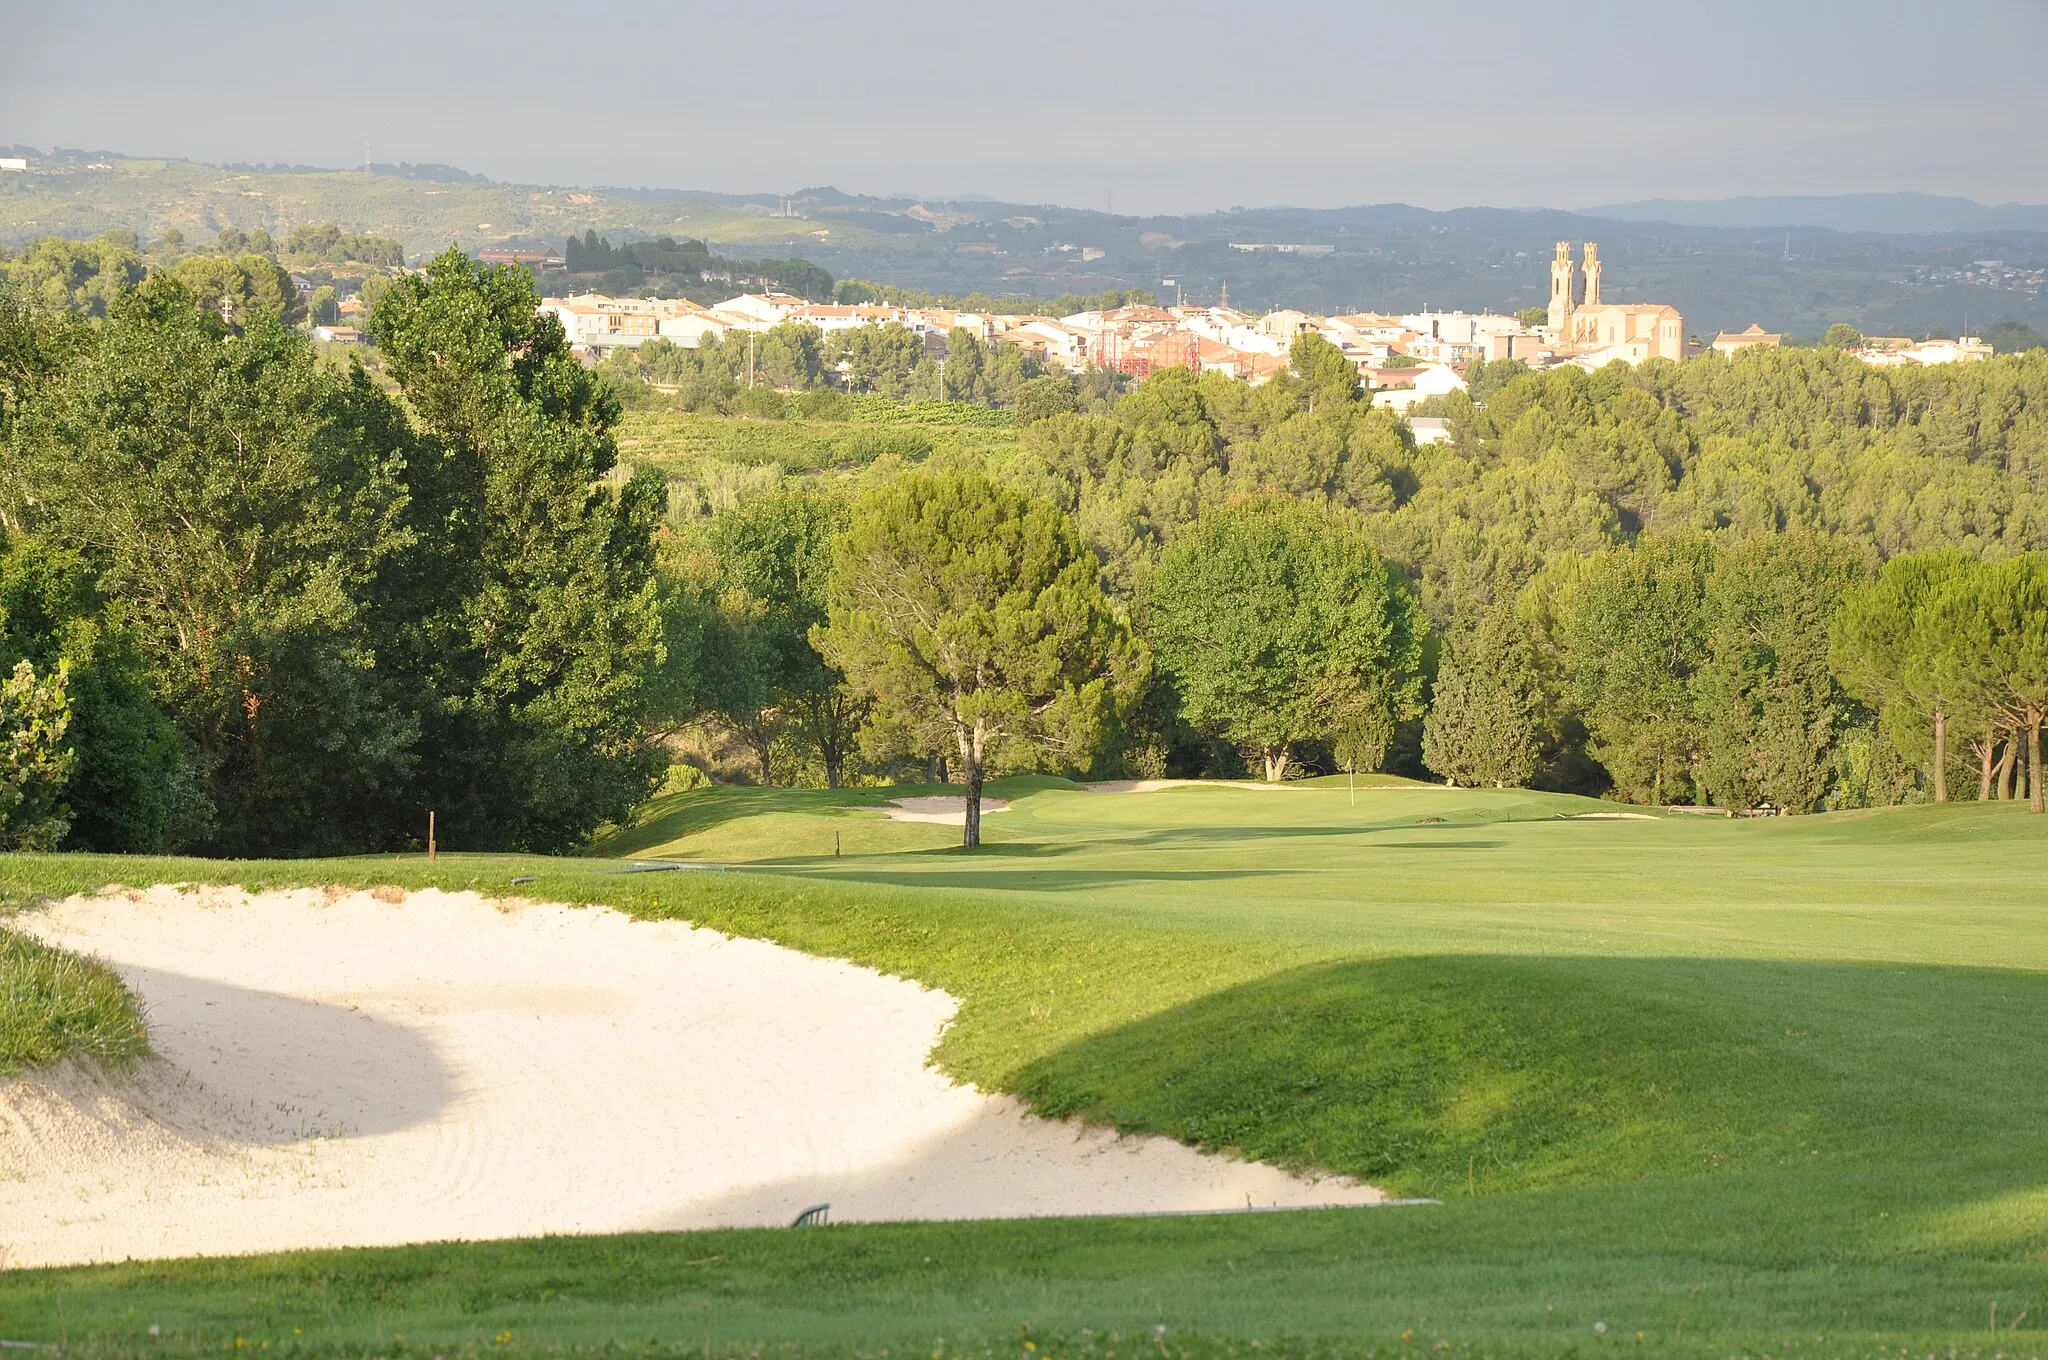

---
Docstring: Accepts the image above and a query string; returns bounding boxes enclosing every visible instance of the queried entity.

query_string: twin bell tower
[1547,240,1603,331]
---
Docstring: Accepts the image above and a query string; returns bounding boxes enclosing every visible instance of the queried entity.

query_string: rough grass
[2,782,2046,1353]
[0,924,148,1074]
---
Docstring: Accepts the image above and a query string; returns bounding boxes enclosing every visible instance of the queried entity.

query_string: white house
[1406,416,1453,446]
[1370,363,1467,412]
[712,292,810,328]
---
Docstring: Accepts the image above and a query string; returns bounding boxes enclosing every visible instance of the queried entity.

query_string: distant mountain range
[6,152,2047,337]
[1581,193,2048,235]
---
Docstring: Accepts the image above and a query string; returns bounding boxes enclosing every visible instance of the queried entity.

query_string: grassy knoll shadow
[1011,953,2048,1209]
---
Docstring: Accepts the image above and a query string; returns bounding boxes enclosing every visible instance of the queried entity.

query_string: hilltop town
[373,240,1992,421]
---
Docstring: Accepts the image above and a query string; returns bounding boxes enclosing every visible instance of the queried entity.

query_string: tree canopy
[0,251,671,854]
[1146,500,1425,782]
[815,468,1144,845]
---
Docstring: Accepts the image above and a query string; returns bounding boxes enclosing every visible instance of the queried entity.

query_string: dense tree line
[606,322,1053,413]
[1,227,404,329]
[0,252,673,854]
[6,255,2048,856]
[676,336,2048,815]
[561,231,832,303]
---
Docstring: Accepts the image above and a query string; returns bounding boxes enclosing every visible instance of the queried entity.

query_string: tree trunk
[956,726,984,848]
[1997,732,2018,800]
[1932,706,1948,803]
[1262,746,1289,783]
[752,734,773,788]
[818,719,842,790]
[2031,709,2044,815]
[1979,739,1997,802]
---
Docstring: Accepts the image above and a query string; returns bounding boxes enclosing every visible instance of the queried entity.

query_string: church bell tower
[1547,241,1577,331]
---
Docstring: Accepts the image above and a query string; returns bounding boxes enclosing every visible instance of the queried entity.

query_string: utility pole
[747,329,756,388]
[938,354,946,402]
[364,141,371,175]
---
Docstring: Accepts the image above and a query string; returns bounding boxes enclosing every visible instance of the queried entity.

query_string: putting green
[2,781,2045,1354]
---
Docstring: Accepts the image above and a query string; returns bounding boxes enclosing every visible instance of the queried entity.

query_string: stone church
[1545,241,1686,364]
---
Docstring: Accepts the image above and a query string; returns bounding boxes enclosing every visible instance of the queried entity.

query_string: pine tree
[1424,607,1540,788]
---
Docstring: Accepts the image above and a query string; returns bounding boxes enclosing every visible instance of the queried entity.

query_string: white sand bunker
[1,886,1379,1269]
[884,796,1010,824]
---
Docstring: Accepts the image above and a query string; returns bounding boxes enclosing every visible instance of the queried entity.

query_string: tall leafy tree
[1146,500,1425,782]
[0,658,73,851]
[694,489,868,787]
[1694,532,1869,813]
[815,469,1144,846]
[1014,374,1078,425]
[167,252,305,327]
[372,249,670,849]
[1424,605,1542,788]
[1957,554,2048,813]
[1288,332,1363,412]
[943,328,987,403]
[1,233,145,317]
[1,278,415,853]
[0,535,199,851]
[1567,536,1715,806]
[1832,550,1980,802]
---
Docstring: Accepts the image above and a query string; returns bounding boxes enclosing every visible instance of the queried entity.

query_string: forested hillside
[2,251,2045,862]
[624,334,2048,817]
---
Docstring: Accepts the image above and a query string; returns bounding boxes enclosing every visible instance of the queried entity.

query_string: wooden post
[428,810,437,861]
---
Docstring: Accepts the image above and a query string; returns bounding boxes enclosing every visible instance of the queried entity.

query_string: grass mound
[597,784,960,860]
[0,924,149,1074]
[1018,952,2048,1197]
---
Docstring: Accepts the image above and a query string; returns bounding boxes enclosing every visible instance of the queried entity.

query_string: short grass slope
[2,780,2045,1354]
[0,924,147,1074]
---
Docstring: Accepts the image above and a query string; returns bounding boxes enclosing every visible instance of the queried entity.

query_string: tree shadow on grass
[1008,953,2048,1214]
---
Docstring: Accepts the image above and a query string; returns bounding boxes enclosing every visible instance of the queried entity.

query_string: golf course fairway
[2,777,2045,1358]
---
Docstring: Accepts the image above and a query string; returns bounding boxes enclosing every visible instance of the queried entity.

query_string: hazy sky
[5,1,2045,215]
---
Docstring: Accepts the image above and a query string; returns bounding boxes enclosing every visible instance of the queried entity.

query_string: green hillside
[0,159,865,259]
